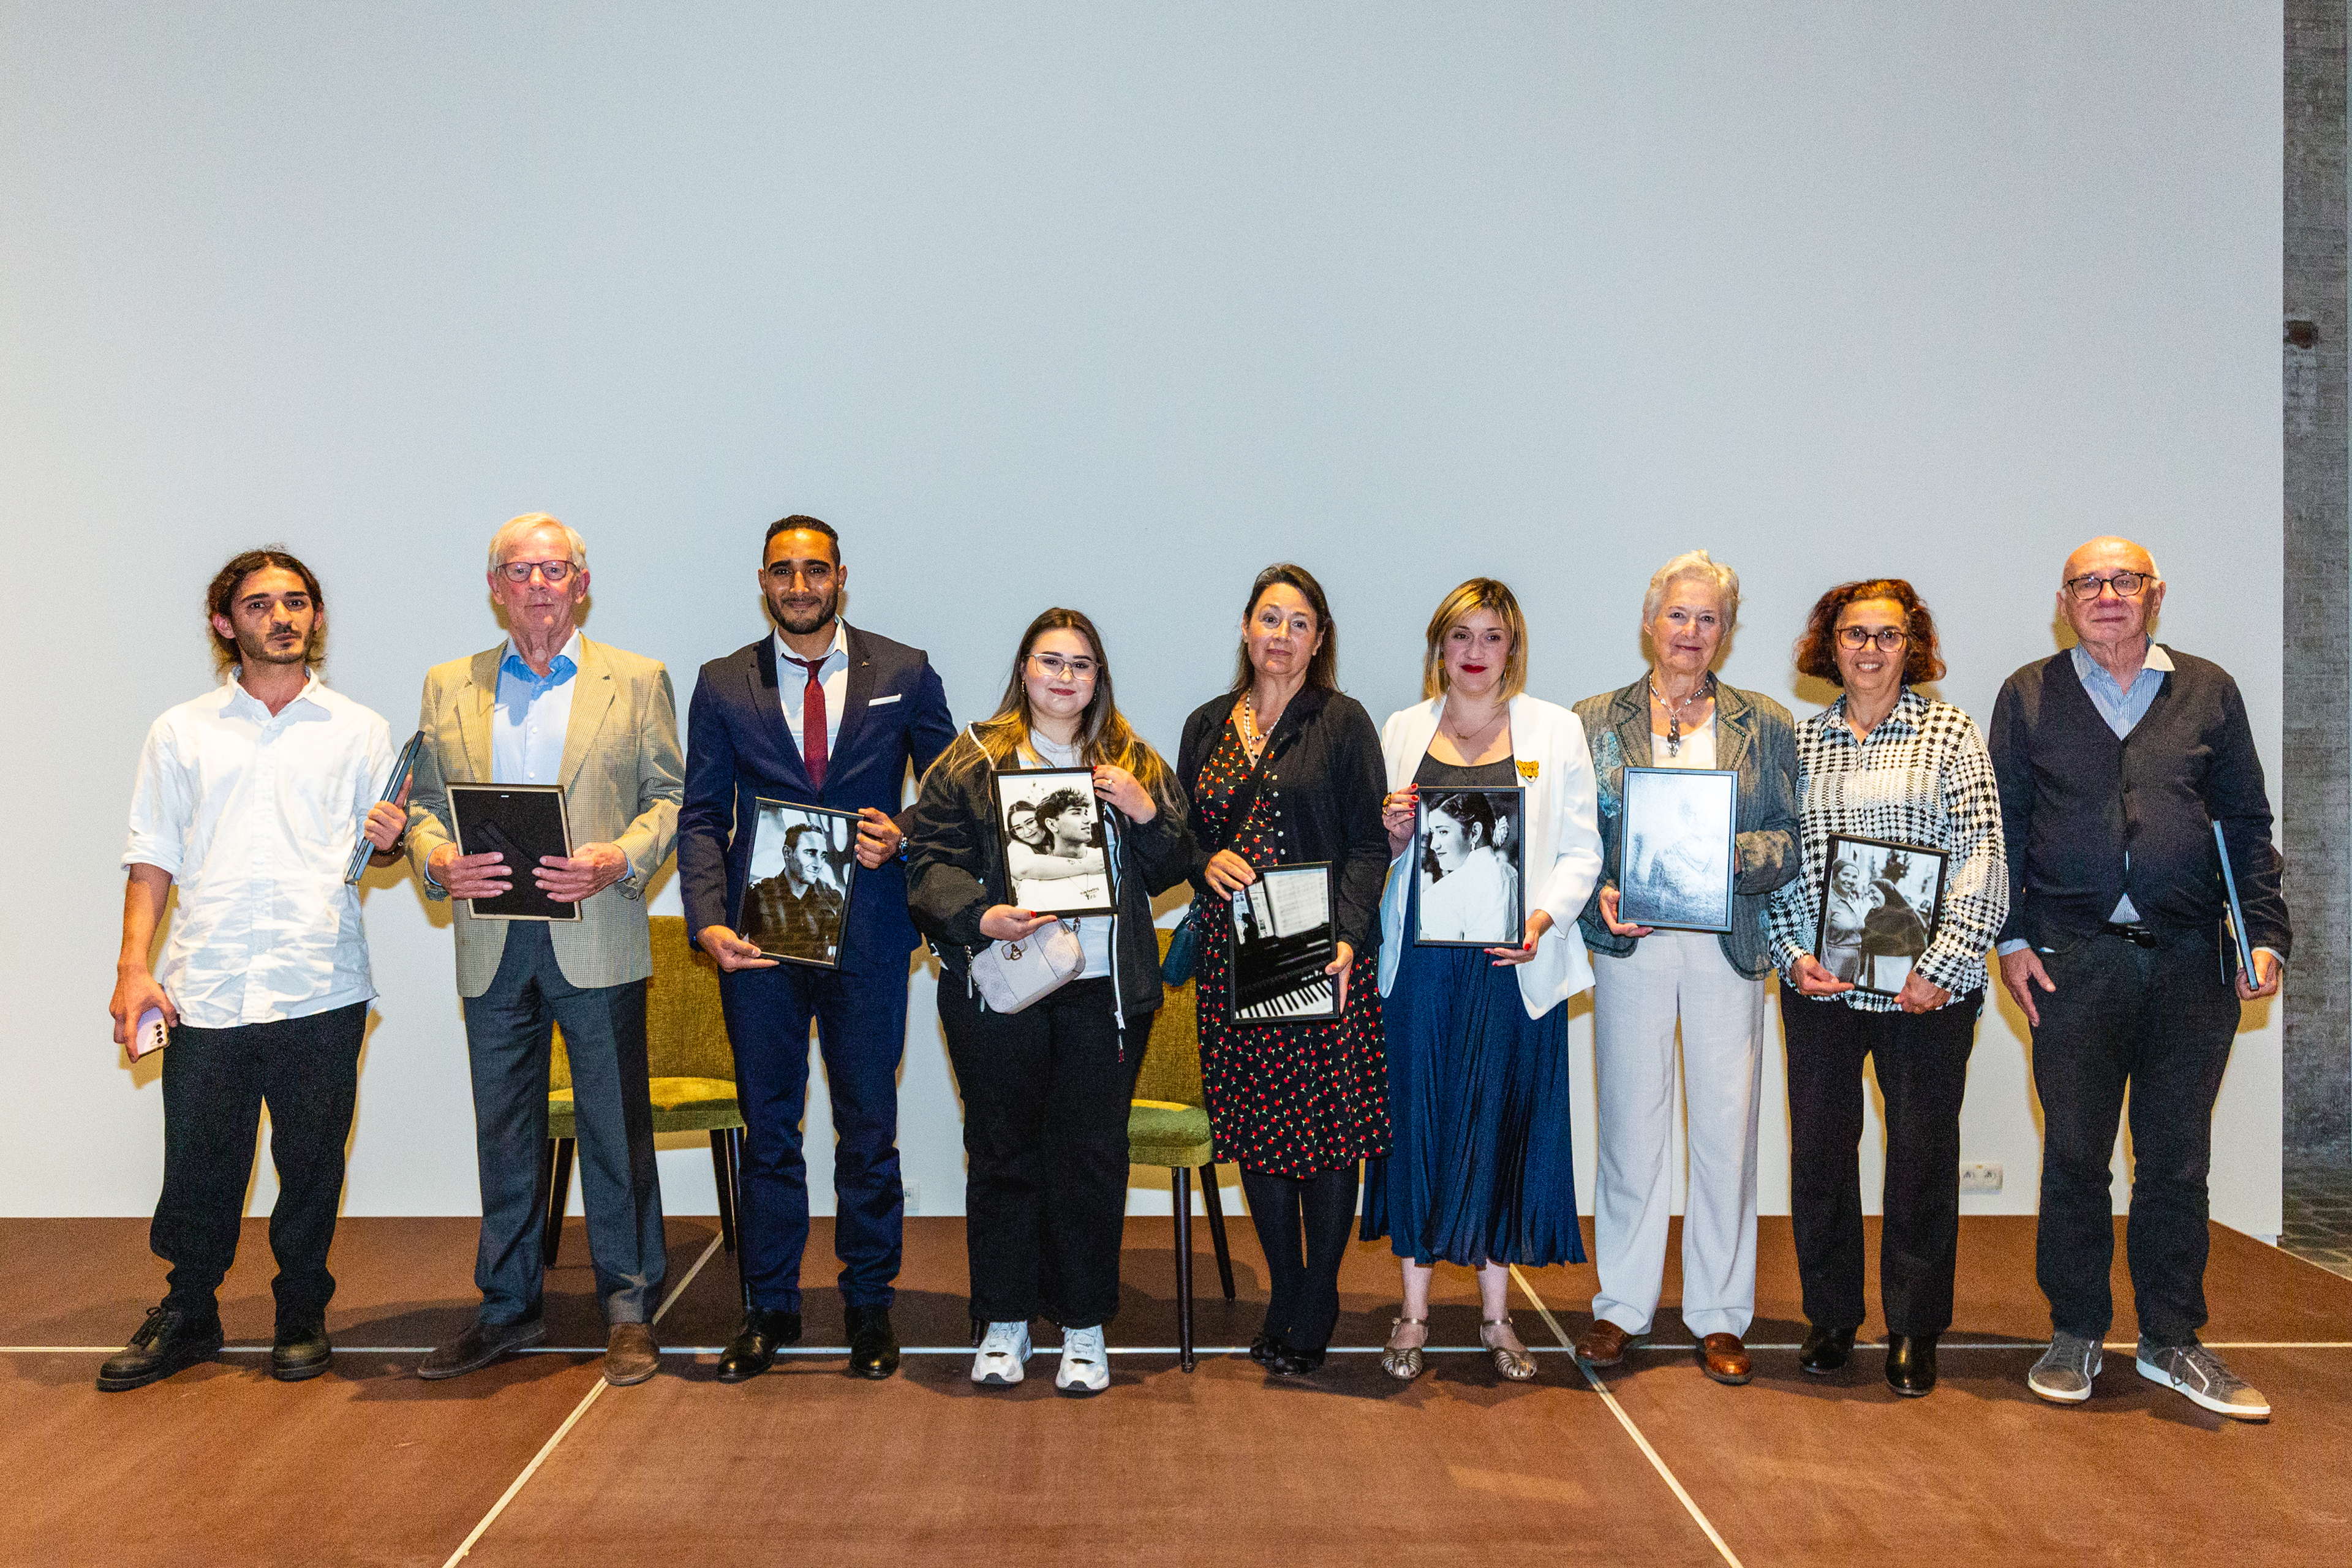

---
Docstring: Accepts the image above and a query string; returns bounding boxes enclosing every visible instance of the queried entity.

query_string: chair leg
[1172,1166,1196,1373]
[728,1126,751,1311]
[543,1138,575,1267]
[532,1138,555,1268]
[709,1129,739,1255]
[1198,1163,1237,1300]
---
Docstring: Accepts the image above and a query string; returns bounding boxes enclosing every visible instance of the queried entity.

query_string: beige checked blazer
[405,637,684,998]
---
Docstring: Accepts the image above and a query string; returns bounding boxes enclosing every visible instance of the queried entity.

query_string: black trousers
[938,976,1143,1330]
[1240,1164,1359,1356]
[461,922,666,1325]
[153,1000,369,1327]
[2030,930,2241,1348]
[1781,984,1981,1338]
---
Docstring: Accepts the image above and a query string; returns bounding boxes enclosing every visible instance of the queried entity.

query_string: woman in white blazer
[1362,579,1602,1382]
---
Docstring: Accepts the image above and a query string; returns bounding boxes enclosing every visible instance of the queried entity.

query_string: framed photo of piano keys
[1229,862,1341,1024]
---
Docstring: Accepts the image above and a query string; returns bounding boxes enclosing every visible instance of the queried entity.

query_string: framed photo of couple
[738,798,861,968]
[1412,786,1525,948]
[1811,833,1948,997]
[992,767,1112,919]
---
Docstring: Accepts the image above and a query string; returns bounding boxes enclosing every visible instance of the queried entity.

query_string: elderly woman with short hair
[1572,550,1800,1385]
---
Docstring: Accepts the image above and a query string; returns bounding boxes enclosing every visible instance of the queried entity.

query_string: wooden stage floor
[7,1212,2348,1567]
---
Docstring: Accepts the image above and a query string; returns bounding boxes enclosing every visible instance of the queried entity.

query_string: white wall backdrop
[1,4,2283,1235]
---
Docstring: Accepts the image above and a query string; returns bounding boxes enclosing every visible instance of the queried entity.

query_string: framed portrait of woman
[739,797,861,968]
[1413,787,1525,947]
[1812,834,1947,997]
[992,767,1113,919]
[1616,766,1736,932]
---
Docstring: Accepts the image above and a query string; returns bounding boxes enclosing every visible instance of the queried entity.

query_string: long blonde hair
[960,608,1178,812]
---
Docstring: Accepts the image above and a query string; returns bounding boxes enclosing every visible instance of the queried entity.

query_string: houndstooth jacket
[1764,688,2009,1012]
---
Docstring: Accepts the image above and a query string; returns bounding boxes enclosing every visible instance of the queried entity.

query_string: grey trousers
[461,922,665,1325]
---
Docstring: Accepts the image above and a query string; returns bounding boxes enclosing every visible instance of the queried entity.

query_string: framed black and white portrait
[1230,862,1341,1023]
[739,797,859,968]
[993,767,1112,919]
[1813,834,1946,997]
[1414,787,1525,948]
[1618,766,1736,933]
[448,783,579,922]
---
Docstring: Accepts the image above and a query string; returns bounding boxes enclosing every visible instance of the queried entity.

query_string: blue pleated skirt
[1360,937,1585,1268]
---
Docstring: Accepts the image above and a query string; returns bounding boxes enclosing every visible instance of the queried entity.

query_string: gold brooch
[1517,760,1539,780]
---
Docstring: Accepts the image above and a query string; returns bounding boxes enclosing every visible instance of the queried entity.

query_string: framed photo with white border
[1617,766,1736,933]
[1413,786,1526,948]
[992,767,1113,919]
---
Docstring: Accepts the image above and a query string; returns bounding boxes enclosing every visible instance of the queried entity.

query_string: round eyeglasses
[1834,626,1909,652]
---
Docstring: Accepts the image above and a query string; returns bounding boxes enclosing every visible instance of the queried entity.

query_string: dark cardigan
[1175,685,1390,957]
[1988,647,2290,956]
[905,732,1196,1022]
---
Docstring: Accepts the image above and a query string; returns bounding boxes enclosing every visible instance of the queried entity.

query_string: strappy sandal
[1482,1316,1539,1382]
[1381,1316,1428,1381]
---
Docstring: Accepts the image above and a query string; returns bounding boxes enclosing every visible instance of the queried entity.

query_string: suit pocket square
[866,693,902,707]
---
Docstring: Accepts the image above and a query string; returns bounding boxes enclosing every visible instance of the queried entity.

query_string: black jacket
[1988,647,2290,956]
[1176,686,1389,957]
[905,732,1195,1022]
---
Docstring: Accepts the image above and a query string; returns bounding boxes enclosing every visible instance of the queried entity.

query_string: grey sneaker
[2135,1340,2271,1421]
[2026,1331,2103,1403]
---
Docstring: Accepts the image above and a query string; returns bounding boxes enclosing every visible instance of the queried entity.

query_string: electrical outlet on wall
[1959,1162,2003,1194]
[903,1181,921,1215]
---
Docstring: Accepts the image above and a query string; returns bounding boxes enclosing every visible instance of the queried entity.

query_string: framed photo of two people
[1414,787,1526,947]
[991,767,1113,919]
[1616,766,1737,933]
[1811,834,1947,997]
[739,798,860,968]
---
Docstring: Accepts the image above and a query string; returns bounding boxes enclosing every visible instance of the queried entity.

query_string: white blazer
[1377,693,1605,1019]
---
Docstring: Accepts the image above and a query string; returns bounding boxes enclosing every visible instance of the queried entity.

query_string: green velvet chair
[1129,929,1235,1371]
[538,915,745,1266]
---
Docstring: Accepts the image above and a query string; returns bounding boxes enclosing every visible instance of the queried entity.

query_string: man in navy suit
[680,515,955,1380]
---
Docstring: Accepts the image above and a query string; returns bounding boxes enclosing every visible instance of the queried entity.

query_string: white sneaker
[971,1321,1031,1385]
[1054,1325,1110,1395]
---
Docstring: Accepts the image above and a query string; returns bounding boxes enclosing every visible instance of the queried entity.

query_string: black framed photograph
[739,797,860,968]
[447,783,579,922]
[1231,862,1341,1023]
[1813,834,1947,996]
[1413,786,1525,947]
[1617,766,1737,933]
[993,767,1112,918]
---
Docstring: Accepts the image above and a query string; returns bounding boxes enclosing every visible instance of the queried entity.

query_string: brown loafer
[1575,1319,1643,1366]
[1698,1332,1752,1385]
[603,1322,660,1387]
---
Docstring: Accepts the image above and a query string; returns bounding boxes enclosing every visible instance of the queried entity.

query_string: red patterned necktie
[785,654,827,791]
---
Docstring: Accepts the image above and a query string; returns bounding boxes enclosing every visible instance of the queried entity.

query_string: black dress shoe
[845,1305,900,1380]
[1798,1324,1856,1376]
[1885,1332,1939,1397]
[1264,1339,1325,1378]
[272,1322,333,1382]
[97,1305,224,1392]
[417,1315,547,1381]
[716,1307,802,1383]
[1248,1331,1275,1366]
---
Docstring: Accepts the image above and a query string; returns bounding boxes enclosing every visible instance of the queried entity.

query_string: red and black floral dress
[1191,722,1389,1178]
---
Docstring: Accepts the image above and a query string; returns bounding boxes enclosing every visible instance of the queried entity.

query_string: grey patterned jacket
[1573,677,1801,979]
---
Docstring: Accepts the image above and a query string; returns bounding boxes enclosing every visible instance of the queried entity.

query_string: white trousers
[1589,928,1764,1338]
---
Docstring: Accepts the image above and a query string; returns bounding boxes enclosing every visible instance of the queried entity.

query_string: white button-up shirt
[774,620,849,764]
[491,630,582,785]
[123,676,396,1028]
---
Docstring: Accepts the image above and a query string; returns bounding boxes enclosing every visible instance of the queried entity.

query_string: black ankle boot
[1885,1333,1939,1397]
[1798,1324,1856,1375]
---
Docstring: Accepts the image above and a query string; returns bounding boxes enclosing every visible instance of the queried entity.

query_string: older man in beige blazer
[405,513,683,1387]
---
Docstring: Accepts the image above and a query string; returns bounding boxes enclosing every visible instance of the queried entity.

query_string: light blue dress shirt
[492,631,581,785]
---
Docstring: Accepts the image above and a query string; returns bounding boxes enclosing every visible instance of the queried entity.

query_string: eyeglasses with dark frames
[497,560,576,584]
[1834,626,1909,652]
[2064,570,2149,601]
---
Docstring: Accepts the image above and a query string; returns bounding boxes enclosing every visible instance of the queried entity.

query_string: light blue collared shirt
[492,630,581,785]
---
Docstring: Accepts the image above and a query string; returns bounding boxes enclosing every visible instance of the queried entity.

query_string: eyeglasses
[498,560,576,584]
[1030,654,1098,680]
[2064,570,2149,600]
[1834,627,1909,652]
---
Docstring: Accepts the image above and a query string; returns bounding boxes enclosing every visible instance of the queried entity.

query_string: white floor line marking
[439,1233,722,1568]
[1510,1265,1746,1568]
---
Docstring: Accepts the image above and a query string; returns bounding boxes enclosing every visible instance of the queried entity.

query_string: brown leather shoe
[1698,1332,1752,1385]
[603,1322,660,1387]
[1575,1319,1642,1366]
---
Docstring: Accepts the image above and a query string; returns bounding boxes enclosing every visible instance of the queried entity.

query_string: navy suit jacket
[680,624,956,965]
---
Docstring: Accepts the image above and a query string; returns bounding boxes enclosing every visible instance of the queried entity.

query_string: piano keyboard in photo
[1235,974,1337,1022]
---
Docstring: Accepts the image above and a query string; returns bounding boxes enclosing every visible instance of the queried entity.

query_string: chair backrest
[551,915,733,1090]
[1131,927,1203,1109]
